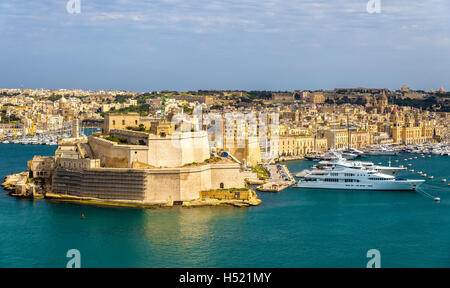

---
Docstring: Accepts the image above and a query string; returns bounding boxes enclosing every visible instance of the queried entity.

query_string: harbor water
[0,143,449,267]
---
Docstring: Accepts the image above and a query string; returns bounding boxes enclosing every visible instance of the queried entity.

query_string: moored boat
[296,166,424,191]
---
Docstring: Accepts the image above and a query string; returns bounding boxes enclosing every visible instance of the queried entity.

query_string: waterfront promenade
[256,164,296,192]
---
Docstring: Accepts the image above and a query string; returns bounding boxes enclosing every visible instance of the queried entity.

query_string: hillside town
[1,87,448,155]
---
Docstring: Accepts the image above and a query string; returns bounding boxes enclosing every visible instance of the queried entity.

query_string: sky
[0,0,449,92]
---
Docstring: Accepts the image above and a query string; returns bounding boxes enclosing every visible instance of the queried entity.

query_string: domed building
[401,85,410,93]
[59,96,68,109]
[380,91,388,106]
[390,109,402,143]
[389,109,399,124]
[58,96,75,121]
[389,110,434,145]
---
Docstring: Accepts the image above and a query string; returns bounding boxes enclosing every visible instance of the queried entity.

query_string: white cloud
[1,0,449,44]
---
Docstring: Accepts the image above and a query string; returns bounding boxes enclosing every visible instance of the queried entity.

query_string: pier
[256,164,296,192]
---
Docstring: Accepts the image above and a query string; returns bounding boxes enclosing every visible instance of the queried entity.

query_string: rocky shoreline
[2,172,38,198]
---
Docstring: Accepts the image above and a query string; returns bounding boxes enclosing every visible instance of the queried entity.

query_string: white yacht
[341,148,364,159]
[340,151,358,160]
[296,166,424,191]
[365,146,399,156]
[316,159,406,176]
[304,151,339,161]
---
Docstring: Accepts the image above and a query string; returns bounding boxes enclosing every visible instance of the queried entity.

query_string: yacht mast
[315,115,318,152]
[347,113,350,151]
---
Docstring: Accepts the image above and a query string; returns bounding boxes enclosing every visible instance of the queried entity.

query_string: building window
[220,183,224,189]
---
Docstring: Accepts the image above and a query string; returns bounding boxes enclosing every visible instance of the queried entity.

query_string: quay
[256,164,296,192]
[276,155,305,162]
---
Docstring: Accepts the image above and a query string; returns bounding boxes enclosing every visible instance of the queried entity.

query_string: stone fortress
[22,115,260,207]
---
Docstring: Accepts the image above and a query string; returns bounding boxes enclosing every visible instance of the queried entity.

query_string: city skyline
[1,1,450,91]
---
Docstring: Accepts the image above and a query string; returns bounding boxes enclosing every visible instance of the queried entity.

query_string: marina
[0,126,101,146]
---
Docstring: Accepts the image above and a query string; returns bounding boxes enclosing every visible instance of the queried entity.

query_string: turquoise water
[1,143,449,268]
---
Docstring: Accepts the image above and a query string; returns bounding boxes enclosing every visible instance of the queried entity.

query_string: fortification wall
[192,132,211,164]
[179,166,212,200]
[147,131,210,167]
[210,164,246,189]
[88,136,148,168]
[52,168,147,200]
[109,129,149,145]
[51,163,245,202]
[56,158,100,170]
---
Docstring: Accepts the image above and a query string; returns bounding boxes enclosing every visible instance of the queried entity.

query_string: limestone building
[389,110,435,144]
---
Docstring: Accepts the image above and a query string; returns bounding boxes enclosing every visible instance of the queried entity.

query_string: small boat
[365,147,399,156]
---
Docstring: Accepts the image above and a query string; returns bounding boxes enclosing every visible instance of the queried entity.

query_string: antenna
[347,113,350,151]
[315,115,318,153]
[161,95,168,121]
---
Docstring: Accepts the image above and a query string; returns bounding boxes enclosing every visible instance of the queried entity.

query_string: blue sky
[0,0,449,91]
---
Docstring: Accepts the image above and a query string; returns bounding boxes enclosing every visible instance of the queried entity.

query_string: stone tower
[72,118,80,138]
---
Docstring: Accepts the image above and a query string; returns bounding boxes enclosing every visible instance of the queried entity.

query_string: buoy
[81,213,85,220]
[434,197,440,202]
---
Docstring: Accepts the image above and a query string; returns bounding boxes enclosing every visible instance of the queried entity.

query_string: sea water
[0,144,449,267]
